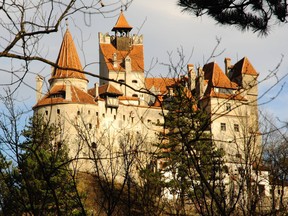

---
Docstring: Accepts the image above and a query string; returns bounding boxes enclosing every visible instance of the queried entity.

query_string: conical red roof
[50,29,87,82]
[112,11,132,31]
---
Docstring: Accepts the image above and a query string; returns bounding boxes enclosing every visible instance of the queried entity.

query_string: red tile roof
[98,83,123,96]
[34,84,96,108]
[100,44,144,72]
[50,29,87,82]
[231,57,258,77]
[112,11,133,31]
[203,62,238,89]
[145,77,176,94]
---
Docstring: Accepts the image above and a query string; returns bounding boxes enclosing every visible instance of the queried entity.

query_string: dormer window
[49,91,65,99]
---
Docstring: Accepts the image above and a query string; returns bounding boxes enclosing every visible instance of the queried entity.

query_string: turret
[36,75,44,102]
[111,10,133,51]
[49,29,88,92]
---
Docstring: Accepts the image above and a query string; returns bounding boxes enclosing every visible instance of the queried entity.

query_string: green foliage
[0,115,85,215]
[157,82,227,214]
[178,0,288,35]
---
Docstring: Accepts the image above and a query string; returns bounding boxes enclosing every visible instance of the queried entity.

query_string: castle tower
[98,11,145,103]
[34,29,96,118]
[49,29,88,92]
[227,57,259,133]
[111,10,133,51]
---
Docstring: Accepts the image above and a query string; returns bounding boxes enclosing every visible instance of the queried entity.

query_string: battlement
[131,34,143,45]
[99,32,143,46]
[99,32,111,44]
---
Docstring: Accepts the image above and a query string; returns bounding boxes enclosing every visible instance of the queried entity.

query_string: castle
[33,12,268,200]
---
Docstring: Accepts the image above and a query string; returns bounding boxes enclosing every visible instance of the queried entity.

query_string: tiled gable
[230,57,258,78]
[203,62,238,89]
[98,83,123,96]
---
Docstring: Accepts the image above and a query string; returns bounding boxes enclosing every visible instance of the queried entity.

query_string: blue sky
[0,0,287,122]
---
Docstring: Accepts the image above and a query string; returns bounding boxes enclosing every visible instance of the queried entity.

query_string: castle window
[96,112,99,117]
[57,141,63,149]
[123,115,125,121]
[226,103,231,111]
[91,142,97,149]
[132,80,138,84]
[49,91,65,99]
[88,110,90,115]
[132,94,138,97]
[88,123,92,129]
[258,185,265,196]
[45,110,48,115]
[118,79,125,83]
[234,124,239,132]
[57,109,60,114]
[220,123,226,131]
[77,111,80,115]
[102,113,105,118]
[114,115,116,120]
[235,153,242,159]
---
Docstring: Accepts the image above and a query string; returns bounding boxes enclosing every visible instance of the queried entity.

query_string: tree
[0,0,133,92]
[0,91,86,215]
[157,79,228,215]
[261,112,288,214]
[178,0,288,35]
[72,113,161,215]
[17,115,85,215]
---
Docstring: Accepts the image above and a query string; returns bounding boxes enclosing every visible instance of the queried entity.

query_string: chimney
[66,81,72,101]
[187,64,196,91]
[36,75,43,102]
[94,82,99,98]
[113,53,117,68]
[224,58,231,76]
[125,56,131,73]
[198,67,204,98]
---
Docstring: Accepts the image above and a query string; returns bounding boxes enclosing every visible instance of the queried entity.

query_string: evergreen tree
[158,81,227,215]
[11,115,85,215]
[178,0,288,35]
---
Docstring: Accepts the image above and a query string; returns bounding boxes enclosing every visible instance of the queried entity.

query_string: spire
[112,11,133,32]
[50,29,87,82]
